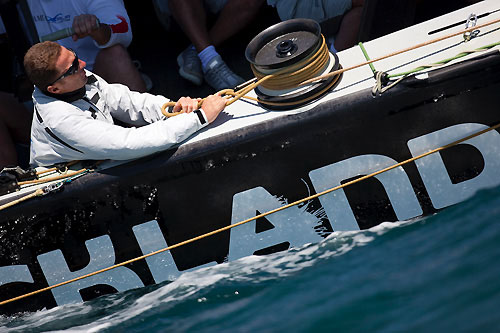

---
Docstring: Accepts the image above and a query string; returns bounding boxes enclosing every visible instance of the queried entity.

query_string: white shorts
[267,0,352,23]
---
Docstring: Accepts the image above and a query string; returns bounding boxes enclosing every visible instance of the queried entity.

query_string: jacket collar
[42,85,86,103]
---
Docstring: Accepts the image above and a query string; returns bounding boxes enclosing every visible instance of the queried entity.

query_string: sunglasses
[48,49,80,86]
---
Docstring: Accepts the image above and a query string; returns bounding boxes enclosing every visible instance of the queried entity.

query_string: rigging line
[2,121,500,307]
[299,17,500,86]
[387,40,500,78]
[428,8,500,35]
[0,169,91,212]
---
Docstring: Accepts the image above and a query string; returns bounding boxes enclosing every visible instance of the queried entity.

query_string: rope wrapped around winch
[161,34,336,117]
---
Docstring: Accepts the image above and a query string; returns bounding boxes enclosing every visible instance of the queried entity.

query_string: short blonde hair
[24,41,61,90]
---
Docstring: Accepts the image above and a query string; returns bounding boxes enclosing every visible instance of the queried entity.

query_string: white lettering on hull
[228,186,322,261]
[309,154,423,231]
[133,220,215,284]
[408,123,500,209]
[0,265,33,287]
[37,235,144,305]
[1,123,499,307]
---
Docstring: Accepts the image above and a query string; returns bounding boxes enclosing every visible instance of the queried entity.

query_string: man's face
[46,46,87,94]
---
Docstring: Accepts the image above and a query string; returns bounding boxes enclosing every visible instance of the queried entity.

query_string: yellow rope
[1,162,103,212]
[18,168,88,186]
[0,188,45,211]
[250,35,330,90]
[161,35,333,117]
[2,121,499,306]
[35,161,79,176]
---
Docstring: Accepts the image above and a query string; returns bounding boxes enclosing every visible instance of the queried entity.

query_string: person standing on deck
[24,41,226,167]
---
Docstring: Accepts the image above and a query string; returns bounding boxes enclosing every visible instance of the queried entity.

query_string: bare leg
[93,44,147,92]
[168,0,210,52]
[208,0,265,46]
[335,0,364,51]
[0,92,31,168]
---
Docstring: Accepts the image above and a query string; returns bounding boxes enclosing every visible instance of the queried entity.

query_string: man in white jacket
[24,41,226,167]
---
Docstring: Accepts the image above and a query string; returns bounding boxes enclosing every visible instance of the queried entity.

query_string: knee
[98,43,128,59]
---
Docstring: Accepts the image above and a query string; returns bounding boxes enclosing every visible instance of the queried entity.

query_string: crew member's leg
[334,0,364,51]
[169,0,210,52]
[208,0,265,47]
[93,44,147,92]
[169,0,252,90]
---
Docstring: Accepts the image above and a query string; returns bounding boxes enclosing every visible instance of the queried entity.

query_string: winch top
[246,18,321,70]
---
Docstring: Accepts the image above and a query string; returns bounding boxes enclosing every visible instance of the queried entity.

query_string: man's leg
[92,44,147,92]
[334,0,364,51]
[208,0,265,47]
[169,0,210,52]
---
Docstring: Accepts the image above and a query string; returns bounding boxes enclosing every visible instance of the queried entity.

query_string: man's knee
[97,43,129,60]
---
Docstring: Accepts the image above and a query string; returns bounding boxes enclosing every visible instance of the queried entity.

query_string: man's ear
[46,85,59,94]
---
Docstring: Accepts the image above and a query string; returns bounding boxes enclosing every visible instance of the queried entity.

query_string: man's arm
[73,0,132,48]
[42,104,208,163]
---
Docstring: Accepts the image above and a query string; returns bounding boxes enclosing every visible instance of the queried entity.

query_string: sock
[327,36,337,53]
[198,45,219,72]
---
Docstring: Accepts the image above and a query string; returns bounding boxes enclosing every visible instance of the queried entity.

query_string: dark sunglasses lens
[69,56,79,75]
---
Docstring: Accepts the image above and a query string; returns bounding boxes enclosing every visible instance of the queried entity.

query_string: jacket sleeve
[46,102,207,161]
[86,0,132,48]
[92,72,169,126]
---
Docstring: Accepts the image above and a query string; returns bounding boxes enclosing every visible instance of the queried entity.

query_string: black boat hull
[1,49,500,315]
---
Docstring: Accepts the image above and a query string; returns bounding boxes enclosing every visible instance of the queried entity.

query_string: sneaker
[203,55,244,91]
[141,72,153,92]
[177,46,203,86]
[133,60,153,91]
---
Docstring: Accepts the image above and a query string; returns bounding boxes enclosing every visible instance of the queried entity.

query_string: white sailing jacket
[30,71,208,167]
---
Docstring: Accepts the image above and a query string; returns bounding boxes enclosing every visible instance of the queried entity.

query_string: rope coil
[161,34,336,117]
[250,35,330,90]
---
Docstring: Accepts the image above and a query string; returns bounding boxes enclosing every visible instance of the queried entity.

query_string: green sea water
[2,184,500,332]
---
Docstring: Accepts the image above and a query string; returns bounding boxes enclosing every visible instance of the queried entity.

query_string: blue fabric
[327,36,337,53]
[198,45,219,71]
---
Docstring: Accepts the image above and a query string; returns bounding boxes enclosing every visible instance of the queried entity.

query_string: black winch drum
[245,18,342,110]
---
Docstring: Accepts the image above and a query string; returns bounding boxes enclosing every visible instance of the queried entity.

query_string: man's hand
[201,94,226,123]
[173,97,201,114]
[72,14,111,45]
